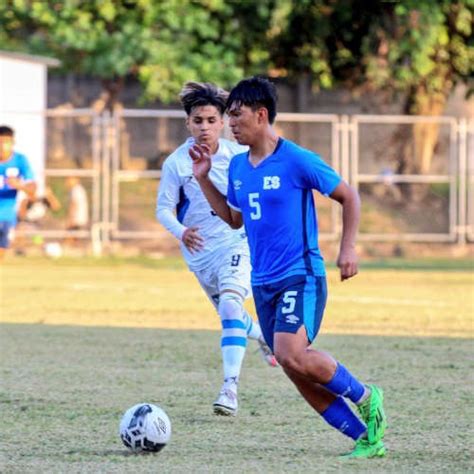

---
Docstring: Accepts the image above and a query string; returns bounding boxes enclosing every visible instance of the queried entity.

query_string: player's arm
[8,156,37,198]
[329,180,360,281]
[7,177,36,198]
[156,161,204,253]
[45,187,62,211]
[190,143,243,229]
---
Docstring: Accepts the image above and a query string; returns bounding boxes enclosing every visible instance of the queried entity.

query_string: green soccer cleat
[357,384,387,444]
[340,438,386,459]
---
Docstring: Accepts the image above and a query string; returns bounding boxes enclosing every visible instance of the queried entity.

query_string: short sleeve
[294,151,341,196]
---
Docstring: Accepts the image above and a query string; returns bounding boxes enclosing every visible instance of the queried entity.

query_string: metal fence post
[457,118,467,244]
[100,111,112,247]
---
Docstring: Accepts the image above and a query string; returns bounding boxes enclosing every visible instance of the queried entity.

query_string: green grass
[0,257,473,473]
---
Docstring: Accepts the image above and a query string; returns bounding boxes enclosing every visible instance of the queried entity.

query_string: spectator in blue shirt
[0,125,36,259]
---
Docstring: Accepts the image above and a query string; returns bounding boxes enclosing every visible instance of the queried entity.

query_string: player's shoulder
[218,139,248,159]
[11,151,30,165]
[282,138,317,159]
[161,138,193,169]
[281,138,327,170]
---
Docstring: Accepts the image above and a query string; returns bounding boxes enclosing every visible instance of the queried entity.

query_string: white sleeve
[156,160,187,241]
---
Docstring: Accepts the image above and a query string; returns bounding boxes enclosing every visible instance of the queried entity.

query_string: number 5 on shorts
[282,291,298,314]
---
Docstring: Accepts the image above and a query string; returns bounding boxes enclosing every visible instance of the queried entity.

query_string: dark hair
[0,126,14,137]
[179,82,229,116]
[227,76,278,124]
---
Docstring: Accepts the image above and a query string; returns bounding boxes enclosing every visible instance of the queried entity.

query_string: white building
[0,50,60,191]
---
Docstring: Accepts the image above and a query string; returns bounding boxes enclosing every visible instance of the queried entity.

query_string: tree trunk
[392,86,447,203]
[92,77,125,113]
[412,90,446,174]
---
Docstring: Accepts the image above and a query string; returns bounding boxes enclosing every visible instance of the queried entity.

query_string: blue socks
[323,363,366,404]
[321,397,366,440]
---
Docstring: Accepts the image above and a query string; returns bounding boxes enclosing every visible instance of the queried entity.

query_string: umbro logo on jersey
[285,314,299,324]
[233,180,242,190]
[263,176,280,190]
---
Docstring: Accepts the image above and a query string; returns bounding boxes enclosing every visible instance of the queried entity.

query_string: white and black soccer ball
[119,403,171,453]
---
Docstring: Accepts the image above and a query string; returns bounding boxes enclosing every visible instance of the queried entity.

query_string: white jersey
[156,138,248,271]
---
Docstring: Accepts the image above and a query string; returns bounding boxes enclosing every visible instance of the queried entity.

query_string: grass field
[0,256,473,473]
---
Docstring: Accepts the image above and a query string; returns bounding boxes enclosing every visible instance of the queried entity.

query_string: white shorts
[194,240,251,309]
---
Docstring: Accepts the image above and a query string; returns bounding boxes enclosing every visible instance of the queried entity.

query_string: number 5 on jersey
[249,192,261,220]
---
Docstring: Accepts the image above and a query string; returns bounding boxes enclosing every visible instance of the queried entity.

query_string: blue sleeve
[294,151,341,196]
[20,155,35,181]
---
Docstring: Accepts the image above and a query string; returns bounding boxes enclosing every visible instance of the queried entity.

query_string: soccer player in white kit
[156,82,277,416]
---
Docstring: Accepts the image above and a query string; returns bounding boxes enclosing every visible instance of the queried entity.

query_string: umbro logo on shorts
[285,314,299,324]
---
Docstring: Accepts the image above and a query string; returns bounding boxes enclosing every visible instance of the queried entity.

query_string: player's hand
[189,143,212,181]
[181,227,204,254]
[337,246,358,281]
[6,177,23,190]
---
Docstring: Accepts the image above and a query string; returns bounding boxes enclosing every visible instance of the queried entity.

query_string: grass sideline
[0,256,473,472]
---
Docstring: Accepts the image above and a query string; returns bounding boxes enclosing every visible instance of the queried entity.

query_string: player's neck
[209,141,219,155]
[248,130,279,166]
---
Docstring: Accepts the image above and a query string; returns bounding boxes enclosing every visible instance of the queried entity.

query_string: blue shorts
[0,221,13,248]
[252,274,327,353]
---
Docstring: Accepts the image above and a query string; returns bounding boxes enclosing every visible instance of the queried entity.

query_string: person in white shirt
[66,177,89,230]
[156,82,277,416]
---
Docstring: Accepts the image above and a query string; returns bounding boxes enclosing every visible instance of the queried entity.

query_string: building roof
[0,50,60,67]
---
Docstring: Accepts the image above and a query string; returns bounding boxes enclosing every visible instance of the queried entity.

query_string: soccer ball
[119,403,171,453]
[44,242,63,258]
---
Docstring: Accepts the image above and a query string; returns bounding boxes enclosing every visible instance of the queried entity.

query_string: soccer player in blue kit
[0,125,36,260]
[190,77,387,458]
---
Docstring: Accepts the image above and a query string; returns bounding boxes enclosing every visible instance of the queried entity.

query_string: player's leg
[272,275,386,455]
[194,265,241,415]
[213,288,247,416]
[0,221,12,260]
[283,367,369,443]
[219,244,277,368]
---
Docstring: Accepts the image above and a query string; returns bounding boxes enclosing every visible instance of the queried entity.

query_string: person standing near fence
[65,176,89,231]
[156,81,277,417]
[189,76,387,458]
[0,125,36,259]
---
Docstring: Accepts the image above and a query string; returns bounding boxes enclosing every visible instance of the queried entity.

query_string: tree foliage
[271,0,473,113]
[0,0,275,106]
[0,0,471,113]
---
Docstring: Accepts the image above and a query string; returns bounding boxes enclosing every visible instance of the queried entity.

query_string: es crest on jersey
[263,176,280,190]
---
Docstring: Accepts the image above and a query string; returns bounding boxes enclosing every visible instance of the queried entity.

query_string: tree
[270,0,473,173]
[0,0,276,108]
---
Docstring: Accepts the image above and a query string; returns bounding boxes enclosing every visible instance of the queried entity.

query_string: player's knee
[275,348,329,381]
[274,350,305,374]
[218,291,244,321]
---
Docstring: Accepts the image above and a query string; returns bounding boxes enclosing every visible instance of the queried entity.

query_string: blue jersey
[227,138,341,285]
[0,152,35,224]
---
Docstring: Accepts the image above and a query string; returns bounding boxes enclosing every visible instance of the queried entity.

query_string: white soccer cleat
[213,388,238,416]
[257,337,278,367]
